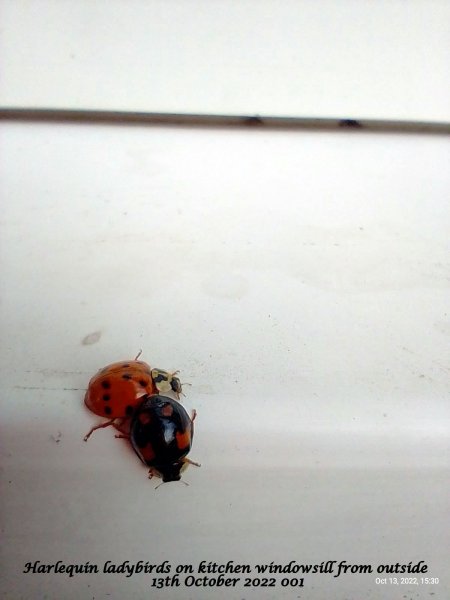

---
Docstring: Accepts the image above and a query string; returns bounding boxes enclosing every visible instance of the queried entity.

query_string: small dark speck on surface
[82,331,102,346]
[243,116,264,126]
[339,118,362,128]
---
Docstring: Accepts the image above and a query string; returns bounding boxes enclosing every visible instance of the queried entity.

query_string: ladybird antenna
[134,349,143,360]
[180,382,192,398]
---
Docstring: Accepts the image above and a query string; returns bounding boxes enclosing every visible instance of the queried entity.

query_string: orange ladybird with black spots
[83,354,183,441]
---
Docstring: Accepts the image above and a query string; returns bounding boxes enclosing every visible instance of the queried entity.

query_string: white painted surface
[0,122,449,599]
[1,0,449,121]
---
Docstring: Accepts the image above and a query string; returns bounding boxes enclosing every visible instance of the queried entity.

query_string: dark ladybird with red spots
[130,394,200,482]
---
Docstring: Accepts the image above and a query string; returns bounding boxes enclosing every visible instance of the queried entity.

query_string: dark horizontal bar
[0,107,449,135]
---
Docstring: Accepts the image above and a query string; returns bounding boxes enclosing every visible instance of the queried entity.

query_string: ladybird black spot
[101,380,111,389]
[122,373,132,380]
[102,394,110,401]
[125,405,134,416]
[104,406,112,415]
[139,379,148,387]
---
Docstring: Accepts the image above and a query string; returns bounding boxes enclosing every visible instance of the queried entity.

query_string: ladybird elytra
[83,358,157,441]
[129,394,199,482]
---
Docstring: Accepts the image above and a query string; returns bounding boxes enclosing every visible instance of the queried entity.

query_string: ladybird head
[158,462,183,483]
[151,369,171,393]
[151,368,183,397]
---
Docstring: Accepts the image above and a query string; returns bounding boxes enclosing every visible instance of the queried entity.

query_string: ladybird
[125,394,200,482]
[83,354,184,441]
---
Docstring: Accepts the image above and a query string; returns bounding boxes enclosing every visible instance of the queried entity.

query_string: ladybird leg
[190,409,197,422]
[134,349,143,360]
[148,467,159,480]
[182,457,201,467]
[112,417,130,435]
[175,382,190,400]
[83,418,116,442]
[114,434,130,439]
